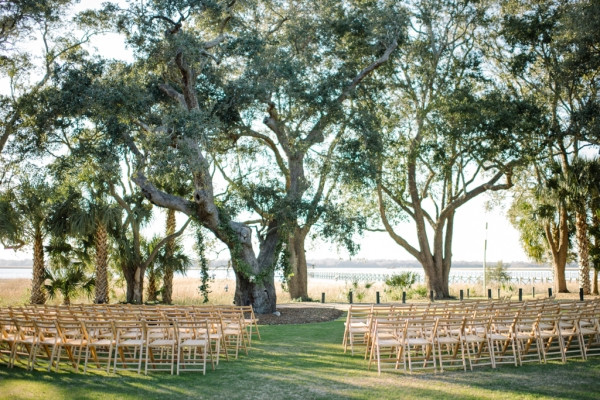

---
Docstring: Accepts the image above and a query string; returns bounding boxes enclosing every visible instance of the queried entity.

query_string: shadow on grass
[1,319,600,400]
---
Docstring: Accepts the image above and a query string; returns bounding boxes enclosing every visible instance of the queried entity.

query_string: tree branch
[377,182,421,260]
[159,84,188,110]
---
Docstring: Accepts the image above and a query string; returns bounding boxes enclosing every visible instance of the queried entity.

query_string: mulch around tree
[255,306,344,325]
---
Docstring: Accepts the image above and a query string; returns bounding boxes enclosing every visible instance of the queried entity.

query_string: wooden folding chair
[343,305,371,355]
[10,318,36,370]
[176,319,210,375]
[463,316,494,369]
[145,320,177,375]
[30,319,61,371]
[0,317,17,367]
[537,312,564,363]
[113,320,146,374]
[557,311,586,361]
[514,312,542,365]
[219,309,247,359]
[435,316,467,372]
[367,317,403,375]
[578,308,600,358]
[82,320,115,374]
[240,305,261,344]
[402,318,438,373]
[489,314,519,368]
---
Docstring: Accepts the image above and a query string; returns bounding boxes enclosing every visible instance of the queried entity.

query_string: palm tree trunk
[146,265,158,302]
[162,209,176,304]
[30,225,46,304]
[94,221,109,304]
[576,211,591,295]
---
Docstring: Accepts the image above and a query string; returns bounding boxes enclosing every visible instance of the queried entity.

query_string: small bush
[384,271,418,300]
[345,280,373,303]
[407,284,428,299]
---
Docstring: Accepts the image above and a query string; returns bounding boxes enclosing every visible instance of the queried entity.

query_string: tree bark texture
[286,228,309,300]
[146,266,158,302]
[133,264,145,304]
[30,225,46,304]
[544,202,569,293]
[121,262,135,303]
[94,221,109,304]
[231,222,278,313]
[162,209,176,304]
[576,211,591,294]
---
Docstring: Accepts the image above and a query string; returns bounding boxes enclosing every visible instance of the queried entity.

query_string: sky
[0,192,529,264]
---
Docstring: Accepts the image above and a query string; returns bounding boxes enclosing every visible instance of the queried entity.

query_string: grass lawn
[1,316,599,400]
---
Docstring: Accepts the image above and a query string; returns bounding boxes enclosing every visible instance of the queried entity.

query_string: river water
[0,266,584,284]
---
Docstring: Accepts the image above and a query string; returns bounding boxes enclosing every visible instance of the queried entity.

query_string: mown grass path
[1,317,599,399]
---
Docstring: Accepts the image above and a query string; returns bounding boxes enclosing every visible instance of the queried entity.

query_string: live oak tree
[81,0,405,311]
[343,0,542,299]
[213,0,407,300]
[0,0,99,164]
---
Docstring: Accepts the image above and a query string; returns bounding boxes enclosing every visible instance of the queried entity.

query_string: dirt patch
[256,306,343,325]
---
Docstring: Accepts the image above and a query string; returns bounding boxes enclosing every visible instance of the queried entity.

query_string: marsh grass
[0,277,593,306]
[1,317,599,400]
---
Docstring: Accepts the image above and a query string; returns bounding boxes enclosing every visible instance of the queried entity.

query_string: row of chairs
[0,304,261,375]
[343,299,600,375]
[2,304,260,347]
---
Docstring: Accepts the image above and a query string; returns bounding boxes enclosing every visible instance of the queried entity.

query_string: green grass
[1,317,600,399]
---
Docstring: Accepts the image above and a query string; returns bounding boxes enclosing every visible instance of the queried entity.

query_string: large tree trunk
[422,254,452,299]
[286,228,309,301]
[30,225,46,304]
[162,209,176,304]
[233,267,276,313]
[94,221,109,304]
[133,265,145,304]
[231,221,278,314]
[122,263,135,303]
[576,210,591,294]
[593,268,598,295]
[544,202,569,292]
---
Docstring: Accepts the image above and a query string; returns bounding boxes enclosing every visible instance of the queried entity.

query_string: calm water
[0,266,583,282]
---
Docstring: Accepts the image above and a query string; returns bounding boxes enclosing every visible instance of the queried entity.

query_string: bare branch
[238,126,289,177]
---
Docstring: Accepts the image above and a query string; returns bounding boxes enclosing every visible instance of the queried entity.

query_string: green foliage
[406,285,428,300]
[486,261,514,292]
[384,271,417,301]
[195,226,212,303]
[345,279,373,303]
[43,263,95,305]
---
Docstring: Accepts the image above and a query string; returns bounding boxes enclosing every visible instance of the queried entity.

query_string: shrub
[384,272,417,300]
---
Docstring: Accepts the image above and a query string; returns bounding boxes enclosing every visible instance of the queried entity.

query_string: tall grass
[0,277,593,307]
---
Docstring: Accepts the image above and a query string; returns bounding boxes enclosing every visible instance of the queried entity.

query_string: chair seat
[149,339,175,347]
[181,339,208,346]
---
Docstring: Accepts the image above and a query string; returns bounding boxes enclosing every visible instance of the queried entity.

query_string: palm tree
[43,263,95,305]
[0,176,57,304]
[157,235,191,304]
[565,158,594,295]
[162,209,177,304]
[71,201,120,304]
[509,160,572,293]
